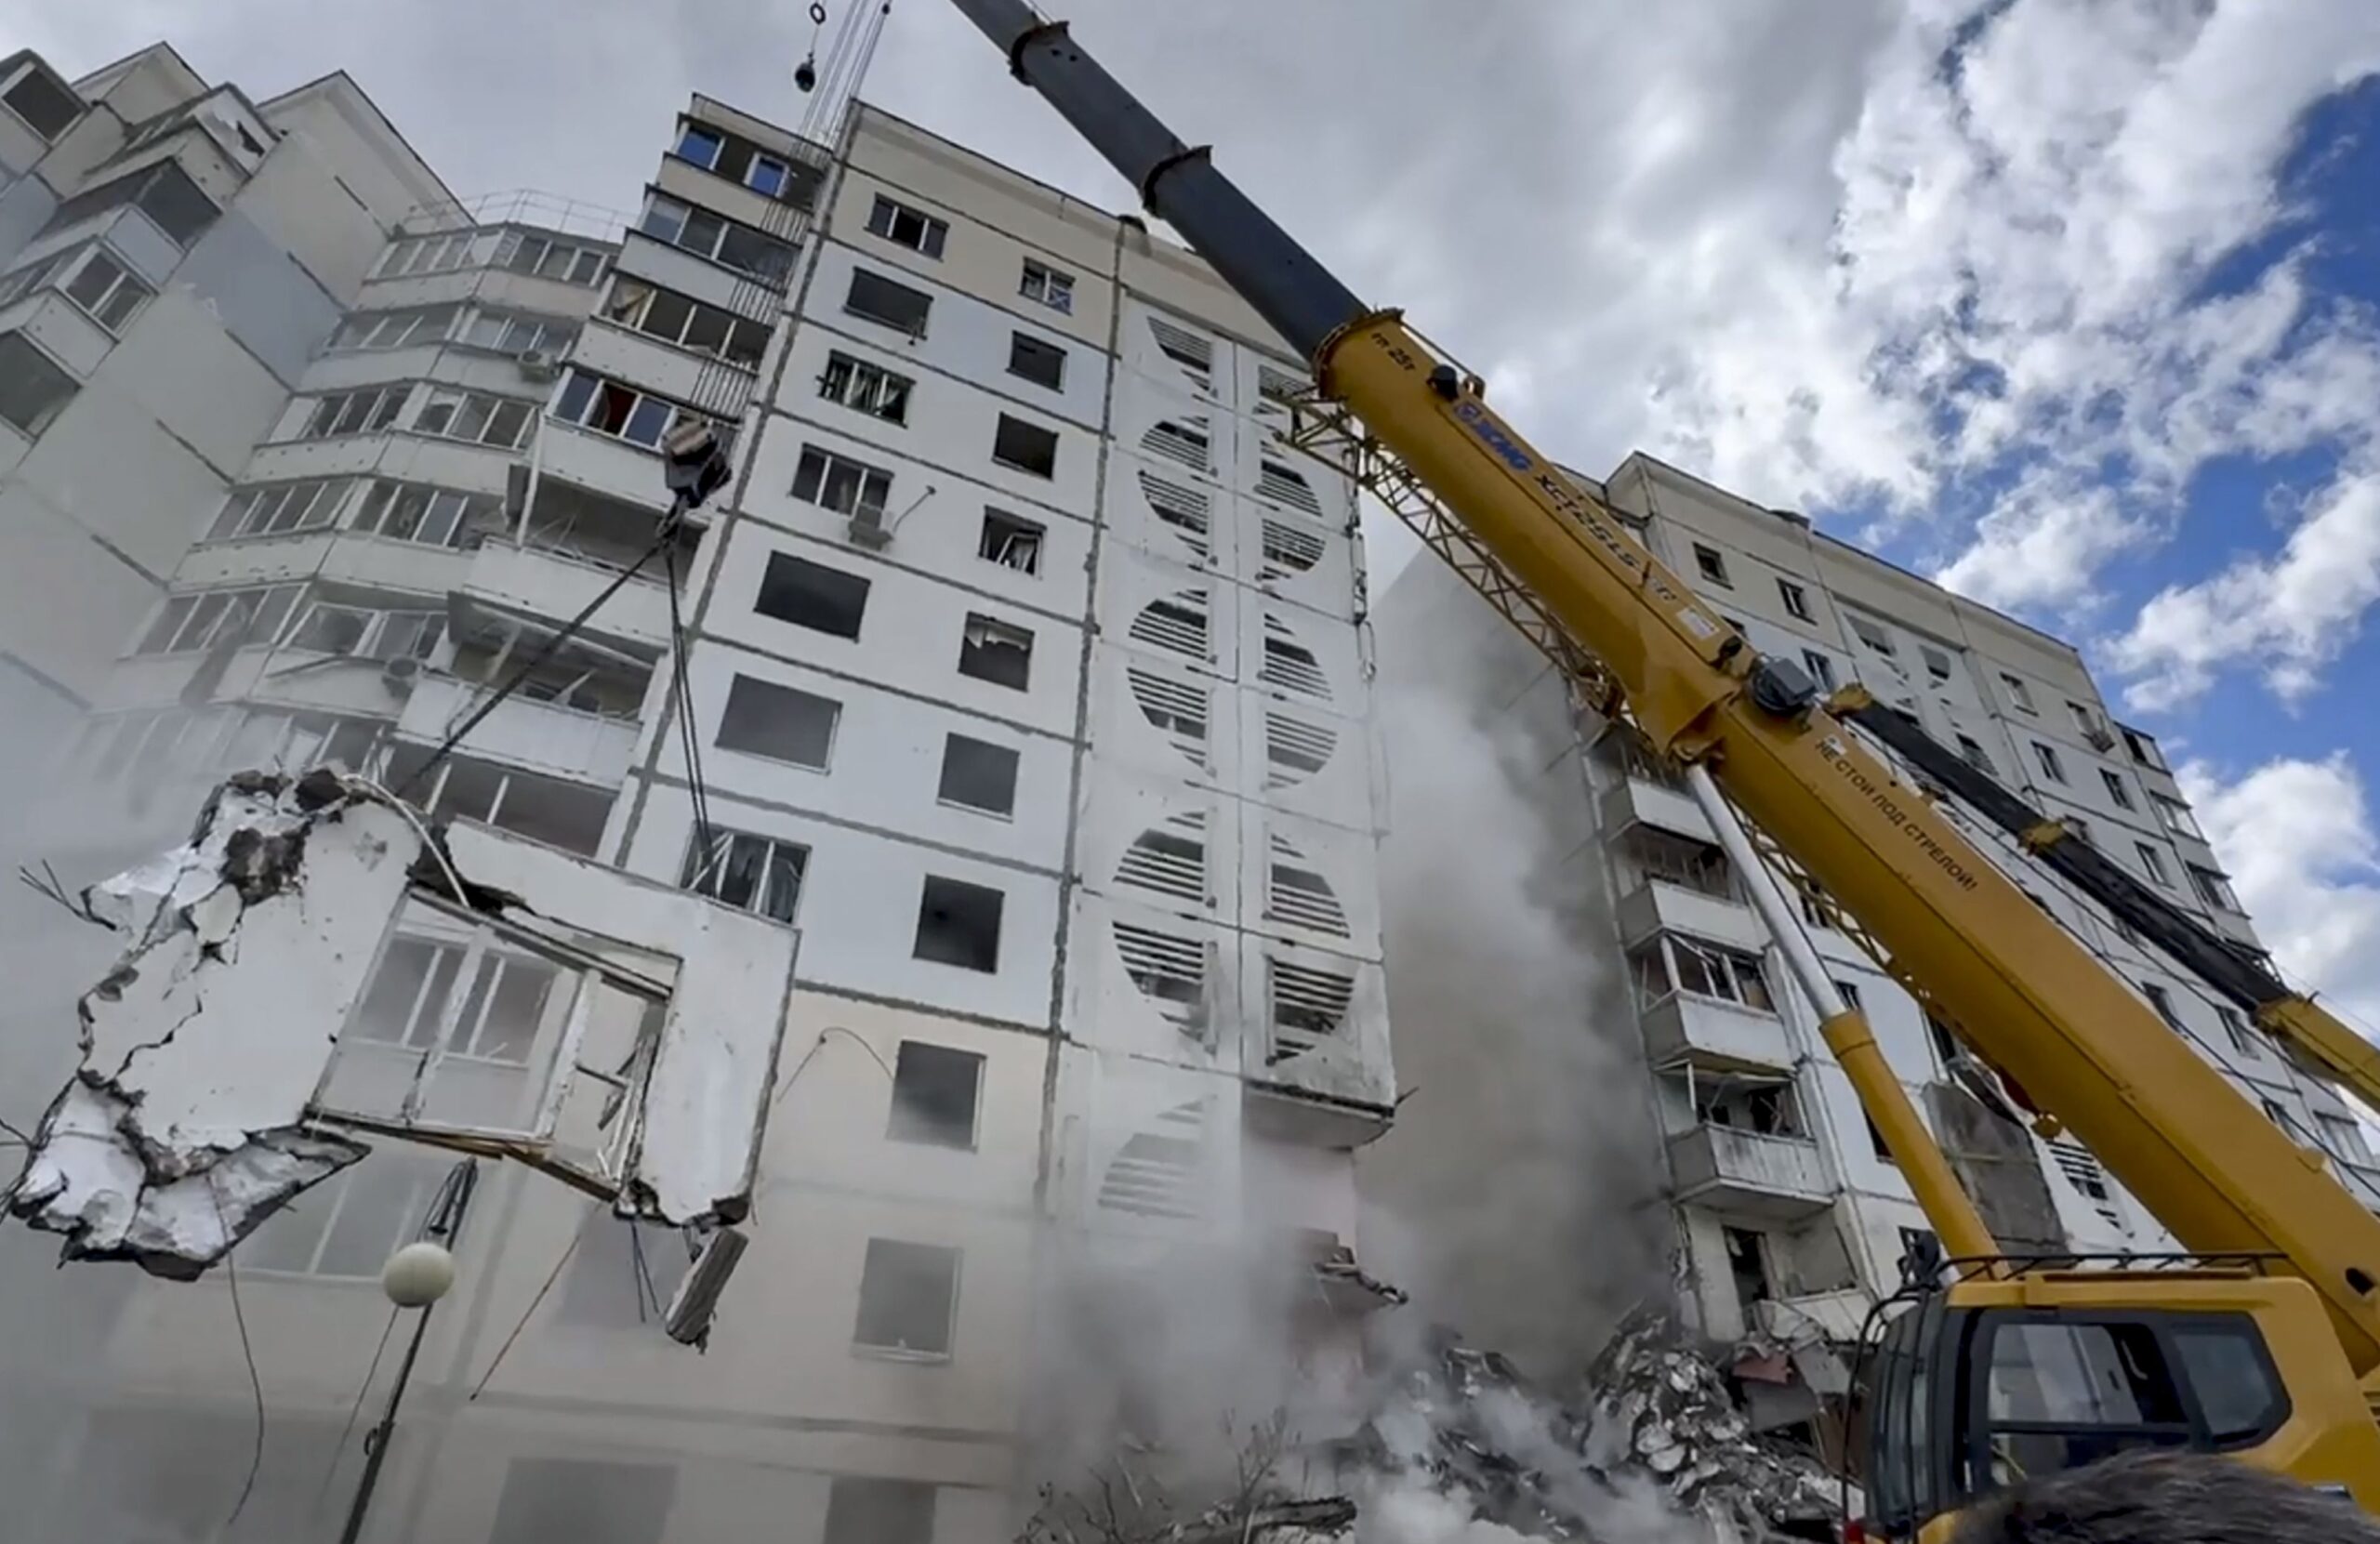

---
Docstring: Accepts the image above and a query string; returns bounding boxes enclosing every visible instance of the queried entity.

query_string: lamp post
[337,1157,477,1544]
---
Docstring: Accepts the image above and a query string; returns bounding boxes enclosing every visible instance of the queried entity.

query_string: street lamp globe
[380,1240,456,1308]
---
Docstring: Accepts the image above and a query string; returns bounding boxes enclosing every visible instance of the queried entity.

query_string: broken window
[1692,543,1730,587]
[2188,864,2240,912]
[1778,579,1812,621]
[415,387,535,449]
[350,481,497,548]
[239,1147,448,1278]
[867,194,949,257]
[937,733,1019,817]
[2121,725,2164,769]
[209,478,352,541]
[2139,980,2182,1028]
[135,583,303,654]
[792,443,892,520]
[1867,1115,1895,1161]
[1693,1076,1801,1136]
[40,160,216,246]
[957,613,1033,691]
[638,191,794,282]
[2,62,80,139]
[818,350,913,422]
[845,267,932,336]
[2319,1112,2369,1164]
[854,1237,960,1355]
[717,674,840,770]
[1849,614,1895,656]
[755,552,871,640]
[1623,827,1732,899]
[1008,331,1065,390]
[826,1478,938,1544]
[2031,741,2068,785]
[558,1205,694,1326]
[293,385,407,442]
[887,1041,984,1149]
[978,508,1044,574]
[490,1458,677,1544]
[2134,841,2174,889]
[681,827,808,924]
[1629,935,1773,1012]
[497,231,609,285]
[1955,733,1995,774]
[609,278,770,367]
[1722,1225,1771,1311]
[2001,672,2037,713]
[914,875,1003,973]
[1921,645,1953,684]
[2093,768,2134,811]
[1019,258,1074,314]
[992,413,1059,478]
[551,369,701,450]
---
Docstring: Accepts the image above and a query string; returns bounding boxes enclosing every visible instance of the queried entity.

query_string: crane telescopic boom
[938,0,2380,1517]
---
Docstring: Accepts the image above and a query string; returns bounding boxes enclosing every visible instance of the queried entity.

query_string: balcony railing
[1668,1124,1831,1220]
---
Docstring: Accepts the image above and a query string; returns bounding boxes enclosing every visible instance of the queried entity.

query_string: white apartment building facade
[0,45,1394,1544]
[1370,452,2379,1420]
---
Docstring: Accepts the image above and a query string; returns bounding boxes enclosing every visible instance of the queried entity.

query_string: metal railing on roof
[394,189,633,245]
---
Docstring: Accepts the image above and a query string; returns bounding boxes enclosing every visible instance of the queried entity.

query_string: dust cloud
[1360,562,1673,1382]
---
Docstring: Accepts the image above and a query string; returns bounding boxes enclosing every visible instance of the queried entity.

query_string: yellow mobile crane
[935,0,2380,1529]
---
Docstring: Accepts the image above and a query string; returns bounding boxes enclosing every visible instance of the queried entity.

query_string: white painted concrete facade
[4,59,1394,1544]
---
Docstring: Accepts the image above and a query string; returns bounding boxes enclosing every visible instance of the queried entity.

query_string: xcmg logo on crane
[1452,399,1533,471]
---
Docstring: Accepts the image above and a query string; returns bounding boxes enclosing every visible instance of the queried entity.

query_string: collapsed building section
[4,769,800,1293]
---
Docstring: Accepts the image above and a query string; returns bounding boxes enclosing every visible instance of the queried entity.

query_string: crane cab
[1855,1259,2380,1541]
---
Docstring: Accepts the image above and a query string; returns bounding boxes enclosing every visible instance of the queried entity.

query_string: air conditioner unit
[379,654,423,693]
[846,503,892,550]
[516,349,558,381]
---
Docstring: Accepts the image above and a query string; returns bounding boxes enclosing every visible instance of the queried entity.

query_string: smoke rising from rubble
[1361,571,1673,1381]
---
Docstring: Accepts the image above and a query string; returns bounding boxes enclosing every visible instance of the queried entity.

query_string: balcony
[1642,992,1794,1075]
[1616,879,1766,952]
[1668,1124,1831,1221]
[455,542,672,653]
[536,419,675,517]
[1600,774,1712,842]
[392,672,638,788]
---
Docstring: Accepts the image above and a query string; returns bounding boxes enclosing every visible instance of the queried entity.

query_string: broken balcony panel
[7,772,418,1276]
[439,821,800,1224]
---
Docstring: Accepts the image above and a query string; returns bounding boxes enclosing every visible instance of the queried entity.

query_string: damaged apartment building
[0,41,1395,1544]
[1368,450,2380,1450]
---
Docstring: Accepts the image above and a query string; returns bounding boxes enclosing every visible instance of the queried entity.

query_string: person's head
[1951,1451,2377,1544]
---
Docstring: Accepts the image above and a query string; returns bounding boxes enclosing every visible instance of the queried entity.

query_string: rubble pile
[1583,1309,1839,1536]
[1347,1311,1840,1542]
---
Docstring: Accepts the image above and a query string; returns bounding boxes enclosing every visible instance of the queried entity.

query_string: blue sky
[15,0,2380,1028]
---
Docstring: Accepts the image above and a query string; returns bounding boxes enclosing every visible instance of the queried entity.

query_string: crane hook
[796,2,828,92]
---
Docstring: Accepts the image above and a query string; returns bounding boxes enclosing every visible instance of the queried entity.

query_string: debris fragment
[5,772,415,1276]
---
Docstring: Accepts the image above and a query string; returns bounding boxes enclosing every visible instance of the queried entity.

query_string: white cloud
[2109,469,2380,710]
[2179,754,2380,1038]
